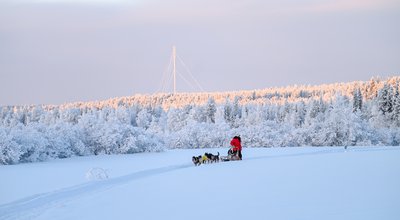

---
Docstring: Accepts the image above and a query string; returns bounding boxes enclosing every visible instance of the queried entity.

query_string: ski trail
[244,148,341,162]
[245,146,400,162]
[0,163,192,220]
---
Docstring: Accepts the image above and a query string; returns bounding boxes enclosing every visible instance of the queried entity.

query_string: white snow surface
[0,146,399,220]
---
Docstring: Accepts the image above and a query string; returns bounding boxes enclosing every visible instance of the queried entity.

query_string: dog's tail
[217,152,219,156]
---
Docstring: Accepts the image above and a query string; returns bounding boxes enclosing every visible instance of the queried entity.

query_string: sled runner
[219,148,241,162]
[220,154,241,162]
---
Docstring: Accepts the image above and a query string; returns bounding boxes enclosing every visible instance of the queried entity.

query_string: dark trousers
[229,149,242,160]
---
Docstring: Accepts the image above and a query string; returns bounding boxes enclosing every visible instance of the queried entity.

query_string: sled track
[0,164,192,220]
[1,147,398,220]
[246,146,400,162]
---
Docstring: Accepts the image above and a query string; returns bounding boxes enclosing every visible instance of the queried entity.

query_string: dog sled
[220,154,241,162]
[220,148,242,162]
[192,149,242,166]
[193,136,243,165]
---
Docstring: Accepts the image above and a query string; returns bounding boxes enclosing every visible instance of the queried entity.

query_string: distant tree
[60,108,82,124]
[114,107,131,124]
[352,88,363,112]
[232,96,242,120]
[189,105,206,123]
[45,122,80,158]
[290,101,306,128]
[167,108,187,132]
[392,84,400,127]
[0,127,22,165]
[321,95,351,146]
[279,101,291,123]
[223,99,234,126]
[242,105,261,127]
[377,83,393,115]
[205,97,217,123]
[305,100,320,126]
[149,110,167,134]
[29,106,45,123]
[11,124,49,163]
[251,91,257,100]
[136,108,152,129]
[13,107,28,125]
[366,77,380,100]
[215,106,227,125]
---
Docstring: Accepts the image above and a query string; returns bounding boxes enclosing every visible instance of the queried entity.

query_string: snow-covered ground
[1,146,399,220]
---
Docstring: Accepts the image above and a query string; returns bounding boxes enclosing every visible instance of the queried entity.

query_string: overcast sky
[1,0,399,105]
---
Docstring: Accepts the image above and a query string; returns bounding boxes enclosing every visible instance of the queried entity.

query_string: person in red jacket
[229,136,242,160]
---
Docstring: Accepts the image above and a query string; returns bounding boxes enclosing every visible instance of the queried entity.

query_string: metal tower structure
[158,46,204,94]
[173,45,176,94]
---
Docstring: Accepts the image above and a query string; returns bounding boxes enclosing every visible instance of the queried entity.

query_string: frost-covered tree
[0,127,21,165]
[377,83,393,115]
[60,108,82,124]
[304,99,323,126]
[290,101,306,128]
[390,84,400,127]
[232,96,242,120]
[223,99,234,126]
[78,111,104,155]
[11,124,49,162]
[352,88,363,112]
[189,106,206,123]
[277,101,291,123]
[2,76,400,165]
[136,108,152,129]
[215,106,227,125]
[114,107,131,125]
[149,109,167,134]
[365,77,379,99]
[321,95,351,146]
[205,97,217,123]
[242,105,263,127]
[29,106,45,123]
[167,108,188,132]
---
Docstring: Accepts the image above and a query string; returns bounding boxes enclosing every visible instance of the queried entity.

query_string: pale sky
[1,0,399,105]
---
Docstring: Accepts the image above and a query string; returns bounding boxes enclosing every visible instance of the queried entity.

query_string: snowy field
[1,146,399,220]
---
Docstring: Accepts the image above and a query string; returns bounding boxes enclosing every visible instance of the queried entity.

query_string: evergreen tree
[392,84,400,126]
[232,96,242,127]
[0,127,22,165]
[366,77,379,100]
[167,108,188,132]
[223,99,234,126]
[291,101,306,128]
[205,97,217,123]
[321,94,351,146]
[189,105,206,123]
[377,83,393,115]
[136,108,152,129]
[232,96,242,118]
[352,88,363,112]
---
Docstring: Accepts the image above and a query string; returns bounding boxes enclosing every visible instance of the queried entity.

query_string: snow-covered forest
[1,76,400,165]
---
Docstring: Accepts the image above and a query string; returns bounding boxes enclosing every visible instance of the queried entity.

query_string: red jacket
[230,138,242,151]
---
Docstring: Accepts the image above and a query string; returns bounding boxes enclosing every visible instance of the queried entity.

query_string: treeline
[1,76,400,165]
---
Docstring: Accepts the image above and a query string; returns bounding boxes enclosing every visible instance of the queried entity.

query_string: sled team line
[192,136,243,166]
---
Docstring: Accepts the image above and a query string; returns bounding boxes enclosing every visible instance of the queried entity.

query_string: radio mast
[158,46,204,94]
[173,45,176,94]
